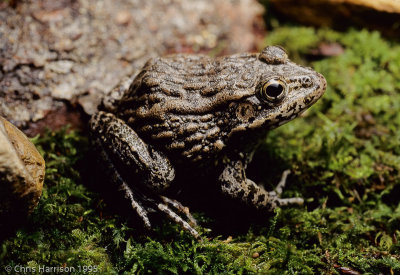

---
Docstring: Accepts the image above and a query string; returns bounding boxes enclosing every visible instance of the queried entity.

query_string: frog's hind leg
[90,111,175,191]
[93,136,153,228]
[92,138,199,238]
[89,111,200,238]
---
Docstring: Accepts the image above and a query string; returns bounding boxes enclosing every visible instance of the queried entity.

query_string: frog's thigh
[89,111,175,191]
[219,160,303,211]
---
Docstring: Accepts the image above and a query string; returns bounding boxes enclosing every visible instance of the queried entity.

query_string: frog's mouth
[249,71,327,130]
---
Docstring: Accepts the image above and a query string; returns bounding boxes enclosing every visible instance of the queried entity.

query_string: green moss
[262,26,400,273]
[1,25,400,274]
[1,129,116,273]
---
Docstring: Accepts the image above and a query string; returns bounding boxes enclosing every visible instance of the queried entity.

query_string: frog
[89,46,327,239]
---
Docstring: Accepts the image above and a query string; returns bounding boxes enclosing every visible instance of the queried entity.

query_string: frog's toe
[276,197,304,206]
[157,199,200,240]
[119,181,152,229]
[160,196,198,227]
[273,169,291,195]
[270,169,304,206]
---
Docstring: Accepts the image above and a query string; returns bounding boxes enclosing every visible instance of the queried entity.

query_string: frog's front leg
[89,111,199,238]
[219,158,303,211]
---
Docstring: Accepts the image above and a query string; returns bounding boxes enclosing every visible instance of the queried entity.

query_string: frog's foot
[268,170,304,207]
[100,143,200,239]
[119,175,200,239]
[219,160,303,211]
[118,167,200,239]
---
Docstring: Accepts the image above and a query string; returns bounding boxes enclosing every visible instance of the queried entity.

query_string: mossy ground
[1,22,400,274]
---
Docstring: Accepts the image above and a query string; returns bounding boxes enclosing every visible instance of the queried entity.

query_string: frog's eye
[259,78,287,104]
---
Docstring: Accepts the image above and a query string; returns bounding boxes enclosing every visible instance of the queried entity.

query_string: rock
[0,0,264,136]
[270,0,400,37]
[0,117,45,233]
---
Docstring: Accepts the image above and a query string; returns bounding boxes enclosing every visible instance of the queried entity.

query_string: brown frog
[89,46,326,238]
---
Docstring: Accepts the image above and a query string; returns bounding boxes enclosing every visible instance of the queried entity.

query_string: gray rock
[0,0,264,135]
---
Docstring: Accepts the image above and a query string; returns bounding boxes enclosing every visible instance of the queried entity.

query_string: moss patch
[1,26,400,274]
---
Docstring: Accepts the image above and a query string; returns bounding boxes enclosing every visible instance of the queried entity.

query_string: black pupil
[265,83,283,98]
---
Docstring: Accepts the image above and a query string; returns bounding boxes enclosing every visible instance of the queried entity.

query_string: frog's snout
[319,73,327,93]
[309,72,327,103]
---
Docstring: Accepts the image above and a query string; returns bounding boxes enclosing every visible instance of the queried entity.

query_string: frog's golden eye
[259,78,287,104]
